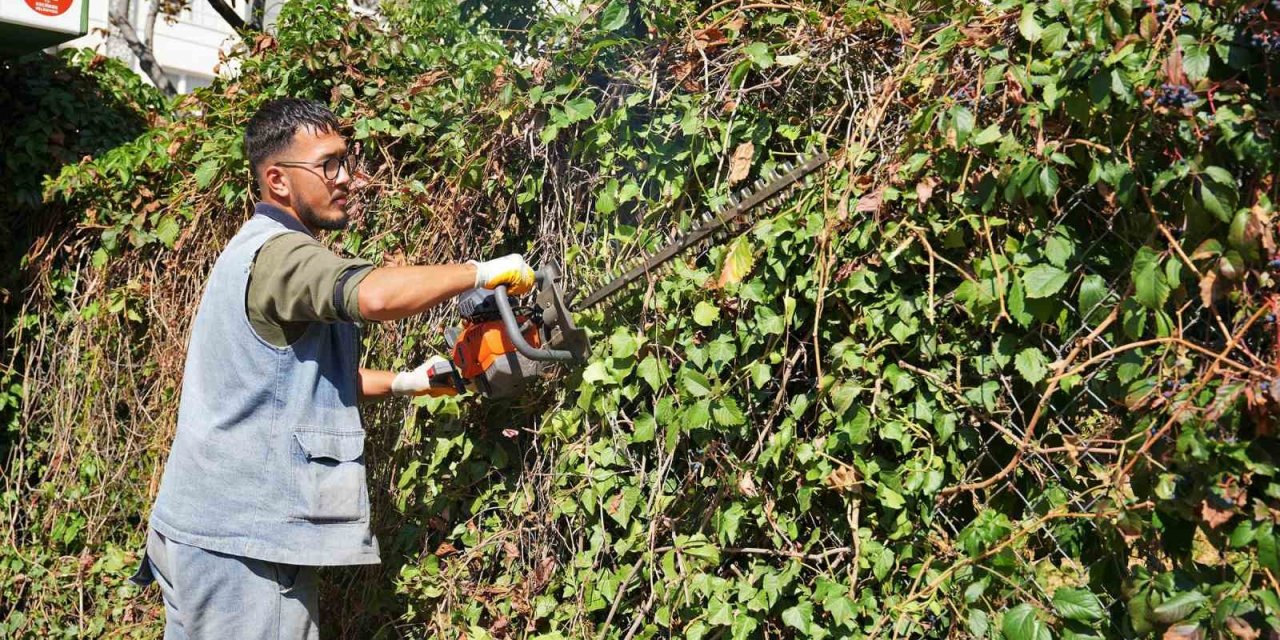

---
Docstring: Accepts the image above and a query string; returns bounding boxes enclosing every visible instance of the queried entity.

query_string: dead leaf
[715,235,755,288]
[915,177,937,206]
[884,13,913,35]
[670,61,701,92]
[78,551,95,575]
[1200,497,1235,529]
[1164,45,1187,87]
[824,464,859,493]
[489,616,511,637]
[1226,617,1260,640]
[409,70,447,96]
[692,25,728,51]
[502,541,520,560]
[1164,624,1203,640]
[728,141,754,184]
[737,472,759,497]
[252,34,276,55]
[1199,270,1218,308]
[855,187,884,214]
[530,557,556,593]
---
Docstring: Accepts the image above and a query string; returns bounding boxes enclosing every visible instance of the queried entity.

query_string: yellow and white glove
[469,253,535,296]
[391,355,459,397]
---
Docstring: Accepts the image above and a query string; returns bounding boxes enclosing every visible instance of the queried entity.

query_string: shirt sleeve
[248,233,374,331]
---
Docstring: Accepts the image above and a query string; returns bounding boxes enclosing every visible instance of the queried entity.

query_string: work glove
[391,355,460,397]
[469,253,536,296]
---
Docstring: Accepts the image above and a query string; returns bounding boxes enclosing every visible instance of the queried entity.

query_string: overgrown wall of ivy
[4,0,1280,637]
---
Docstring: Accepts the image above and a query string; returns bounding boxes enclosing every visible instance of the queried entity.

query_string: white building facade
[59,0,259,93]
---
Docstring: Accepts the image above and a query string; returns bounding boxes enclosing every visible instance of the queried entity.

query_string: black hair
[243,98,340,184]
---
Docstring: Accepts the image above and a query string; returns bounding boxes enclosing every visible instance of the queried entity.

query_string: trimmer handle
[493,269,577,362]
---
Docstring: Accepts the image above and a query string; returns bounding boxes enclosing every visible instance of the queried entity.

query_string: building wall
[58,0,259,92]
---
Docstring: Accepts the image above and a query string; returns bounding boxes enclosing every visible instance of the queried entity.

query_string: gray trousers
[132,529,320,640]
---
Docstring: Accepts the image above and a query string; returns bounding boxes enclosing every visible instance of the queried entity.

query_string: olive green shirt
[247,229,374,348]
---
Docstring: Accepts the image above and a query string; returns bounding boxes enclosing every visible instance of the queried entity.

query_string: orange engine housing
[450,317,543,381]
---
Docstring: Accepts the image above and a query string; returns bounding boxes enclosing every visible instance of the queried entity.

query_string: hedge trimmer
[430,152,830,397]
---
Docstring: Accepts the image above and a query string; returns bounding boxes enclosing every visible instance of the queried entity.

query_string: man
[131,98,533,638]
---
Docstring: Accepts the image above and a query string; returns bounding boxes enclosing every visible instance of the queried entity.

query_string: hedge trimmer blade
[573,151,829,311]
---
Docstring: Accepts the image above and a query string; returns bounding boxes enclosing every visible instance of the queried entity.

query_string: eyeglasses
[275,153,359,181]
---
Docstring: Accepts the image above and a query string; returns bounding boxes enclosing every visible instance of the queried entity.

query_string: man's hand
[470,254,536,295]
[391,355,460,397]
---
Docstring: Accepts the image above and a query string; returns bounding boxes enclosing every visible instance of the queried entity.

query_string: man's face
[267,126,351,231]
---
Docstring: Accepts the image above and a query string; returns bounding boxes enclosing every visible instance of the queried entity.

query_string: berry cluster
[1156,83,1198,108]
[1248,31,1280,52]
[1153,0,1191,25]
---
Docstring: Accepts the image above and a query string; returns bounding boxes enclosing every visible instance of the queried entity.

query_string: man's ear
[263,165,290,200]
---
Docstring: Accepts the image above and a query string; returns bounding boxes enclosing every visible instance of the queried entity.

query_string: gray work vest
[149,208,379,566]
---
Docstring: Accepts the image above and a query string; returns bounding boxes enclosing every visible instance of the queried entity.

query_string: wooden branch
[107,9,176,95]
[206,0,247,32]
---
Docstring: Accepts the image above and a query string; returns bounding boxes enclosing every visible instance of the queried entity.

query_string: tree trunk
[107,0,177,95]
[144,0,160,48]
[249,0,266,31]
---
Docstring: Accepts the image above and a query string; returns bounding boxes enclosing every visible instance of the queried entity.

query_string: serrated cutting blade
[573,151,829,311]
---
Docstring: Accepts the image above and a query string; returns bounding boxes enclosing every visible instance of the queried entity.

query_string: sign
[0,0,87,57]
[25,0,76,17]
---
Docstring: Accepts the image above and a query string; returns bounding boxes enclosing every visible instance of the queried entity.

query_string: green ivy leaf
[1044,234,1073,268]
[1052,588,1105,623]
[681,368,712,397]
[823,594,857,629]
[1014,347,1049,384]
[878,485,906,510]
[1131,247,1171,310]
[1183,45,1210,82]
[1018,5,1043,42]
[742,42,773,68]
[1022,264,1070,298]
[599,1,629,31]
[1077,274,1110,325]
[972,124,1003,146]
[1200,182,1230,223]
[562,97,597,123]
[1151,591,1207,624]
[949,106,975,145]
[781,601,814,634]
[582,361,610,384]
[1002,604,1051,640]
[1039,165,1060,198]
[609,330,639,359]
[155,216,180,248]
[637,355,669,391]
[194,160,221,189]
[694,300,720,326]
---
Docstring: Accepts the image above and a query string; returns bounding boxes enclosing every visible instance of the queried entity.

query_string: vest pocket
[291,429,367,522]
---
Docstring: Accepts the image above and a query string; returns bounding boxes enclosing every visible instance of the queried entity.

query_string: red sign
[25,0,73,17]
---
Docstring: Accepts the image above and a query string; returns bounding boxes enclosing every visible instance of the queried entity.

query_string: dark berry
[1156,83,1197,108]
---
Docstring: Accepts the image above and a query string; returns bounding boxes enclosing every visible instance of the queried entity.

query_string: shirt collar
[254,202,312,236]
